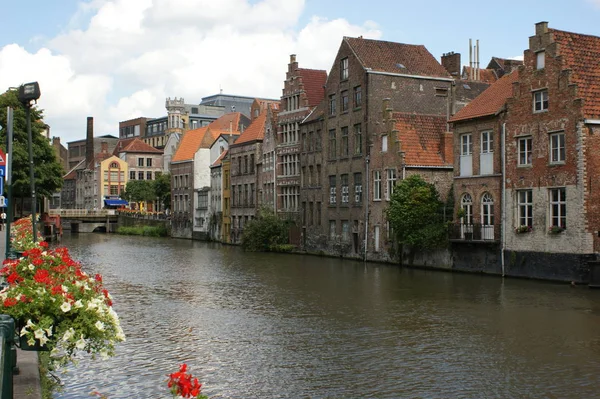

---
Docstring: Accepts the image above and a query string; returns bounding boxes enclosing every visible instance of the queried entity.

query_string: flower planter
[18,334,49,352]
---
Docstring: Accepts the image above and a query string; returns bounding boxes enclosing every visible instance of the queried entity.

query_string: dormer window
[536,51,545,70]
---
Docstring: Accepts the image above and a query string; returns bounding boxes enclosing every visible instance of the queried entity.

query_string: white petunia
[19,326,28,337]
[60,301,71,313]
[34,329,49,345]
[75,336,86,350]
[74,300,83,308]
[62,328,75,342]
[28,264,35,271]
[94,321,105,331]
[99,350,110,360]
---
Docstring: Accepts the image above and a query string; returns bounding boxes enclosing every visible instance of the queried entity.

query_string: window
[328,129,337,159]
[481,131,493,153]
[341,127,349,157]
[374,170,381,201]
[138,171,144,180]
[340,57,349,80]
[386,169,397,200]
[382,135,388,152]
[481,193,494,226]
[138,158,144,167]
[354,86,362,107]
[250,154,255,173]
[517,190,533,228]
[549,188,566,228]
[329,220,337,239]
[146,171,152,180]
[461,134,472,155]
[550,132,565,163]
[329,94,336,116]
[518,137,532,166]
[146,158,152,167]
[341,90,349,112]
[536,51,545,70]
[461,194,473,224]
[354,172,362,203]
[129,171,135,180]
[341,174,349,204]
[354,124,362,155]
[329,175,337,205]
[197,191,208,209]
[534,90,548,112]
[342,220,350,241]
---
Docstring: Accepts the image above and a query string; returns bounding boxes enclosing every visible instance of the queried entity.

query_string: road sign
[0,149,5,166]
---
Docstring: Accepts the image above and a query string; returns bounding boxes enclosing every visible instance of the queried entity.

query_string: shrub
[241,207,289,252]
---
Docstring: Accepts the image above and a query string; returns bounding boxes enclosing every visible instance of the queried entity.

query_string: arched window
[481,193,494,226]
[461,193,473,225]
[110,162,119,169]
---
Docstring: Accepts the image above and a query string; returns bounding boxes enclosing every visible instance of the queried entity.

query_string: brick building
[229,100,278,243]
[275,55,327,228]
[301,36,455,258]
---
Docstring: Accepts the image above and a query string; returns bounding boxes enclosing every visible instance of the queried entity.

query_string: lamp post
[18,82,41,243]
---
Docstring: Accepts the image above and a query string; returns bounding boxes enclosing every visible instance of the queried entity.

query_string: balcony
[448,223,499,243]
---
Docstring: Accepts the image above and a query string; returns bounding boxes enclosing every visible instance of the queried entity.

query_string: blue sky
[1,0,599,143]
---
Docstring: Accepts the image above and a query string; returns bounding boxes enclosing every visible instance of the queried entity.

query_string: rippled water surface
[53,233,600,398]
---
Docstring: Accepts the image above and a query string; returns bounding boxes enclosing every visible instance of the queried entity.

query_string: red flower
[95,274,103,282]
[3,297,17,307]
[39,241,48,248]
[167,363,205,398]
[7,272,22,285]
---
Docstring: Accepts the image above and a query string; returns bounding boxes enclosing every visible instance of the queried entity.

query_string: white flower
[28,264,35,271]
[74,300,83,308]
[34,329,49,345]
[26,319,35,328]
[45,326,53,337]
[61,285,68,293]
[60,301,72,313]
[62,328,75,342]
[19,326,28,337]
[75,336,86,350]
[99,350,110,360]
[94,321,105,331]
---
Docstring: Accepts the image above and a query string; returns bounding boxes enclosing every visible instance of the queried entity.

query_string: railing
[0,315,15,398]
[448,223,500,242]
[48,209,115,217]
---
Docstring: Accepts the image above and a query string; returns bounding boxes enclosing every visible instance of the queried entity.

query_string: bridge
[48,209,119,233]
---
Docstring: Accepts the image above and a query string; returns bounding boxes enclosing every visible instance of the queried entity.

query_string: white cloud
[0,0,381,143]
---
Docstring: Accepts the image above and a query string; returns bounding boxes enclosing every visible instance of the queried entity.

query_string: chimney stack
[86,117,94,169]
[441,52,461,76]
[101,141,108,154]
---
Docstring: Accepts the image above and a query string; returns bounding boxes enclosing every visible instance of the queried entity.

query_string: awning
[104,199,128,207]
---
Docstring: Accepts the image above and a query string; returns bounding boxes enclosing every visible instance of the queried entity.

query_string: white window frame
[341,57,349,80]
[549,188,566,229]
[461,133,472,155]
[517,190,533,228]
[385,169,397,201]
[536,51,545,70]
[374,170,381,201]
[382,135,388,152]
[550,132,565,163]
[518,137,532,166]
[533,90,549,112]
[481,131,493,154]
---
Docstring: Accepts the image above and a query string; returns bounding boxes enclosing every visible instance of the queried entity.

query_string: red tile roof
[551,28,600,119]
[449,70,519,123]
[211,149,228,167]
[171,127,209,163]
[461,66,498,83]
[297,68,327,107]
[394,113,450,166]
[345,37,451,78]
[208,112,242,131]
[232,111,267,146]
[118,138,162,154]
[113,138,135,155]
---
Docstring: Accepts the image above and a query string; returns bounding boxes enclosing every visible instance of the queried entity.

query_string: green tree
[152,172,171,211]
[241,207,289,252]
[386,175,447,251]
[0,90,64,206]
[122,180,155,203]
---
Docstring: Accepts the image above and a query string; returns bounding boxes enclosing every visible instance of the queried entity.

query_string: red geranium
[167,363,208,399]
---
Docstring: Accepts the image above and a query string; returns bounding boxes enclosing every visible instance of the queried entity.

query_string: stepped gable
[550,28,600,119]
[232,111,267,146]
[297,68,327,107]
[345,36,451,78]
[449,70,519,122]
[394,113,450,167]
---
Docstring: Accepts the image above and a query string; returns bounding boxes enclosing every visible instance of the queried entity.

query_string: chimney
[441,132,454,164]
[101,141,108,154]
[86,117,94,169]
[441,52,461,76]
[289,54,298,73]
[536,21,548,36]
[52,136,60,147]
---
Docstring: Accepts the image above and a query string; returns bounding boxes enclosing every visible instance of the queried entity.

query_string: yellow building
[98,155,128,207]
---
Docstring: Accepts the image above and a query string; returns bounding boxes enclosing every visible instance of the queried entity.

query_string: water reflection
[55,233,600,398]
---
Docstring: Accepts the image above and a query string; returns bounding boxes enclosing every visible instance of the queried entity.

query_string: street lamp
[18,82,41,243]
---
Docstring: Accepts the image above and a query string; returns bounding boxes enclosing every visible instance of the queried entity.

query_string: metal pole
[5,107,13,259]
[364,155,369,262]
[26,106,37,243]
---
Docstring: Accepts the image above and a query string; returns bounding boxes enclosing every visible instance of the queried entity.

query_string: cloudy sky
[1,0,599,143]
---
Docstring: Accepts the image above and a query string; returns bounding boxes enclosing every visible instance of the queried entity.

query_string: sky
[1,0,600,144]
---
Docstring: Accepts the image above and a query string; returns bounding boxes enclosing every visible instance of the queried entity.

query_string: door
[481,193,494,240]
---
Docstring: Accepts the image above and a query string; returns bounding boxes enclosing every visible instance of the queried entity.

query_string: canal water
[54,233,600,398]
